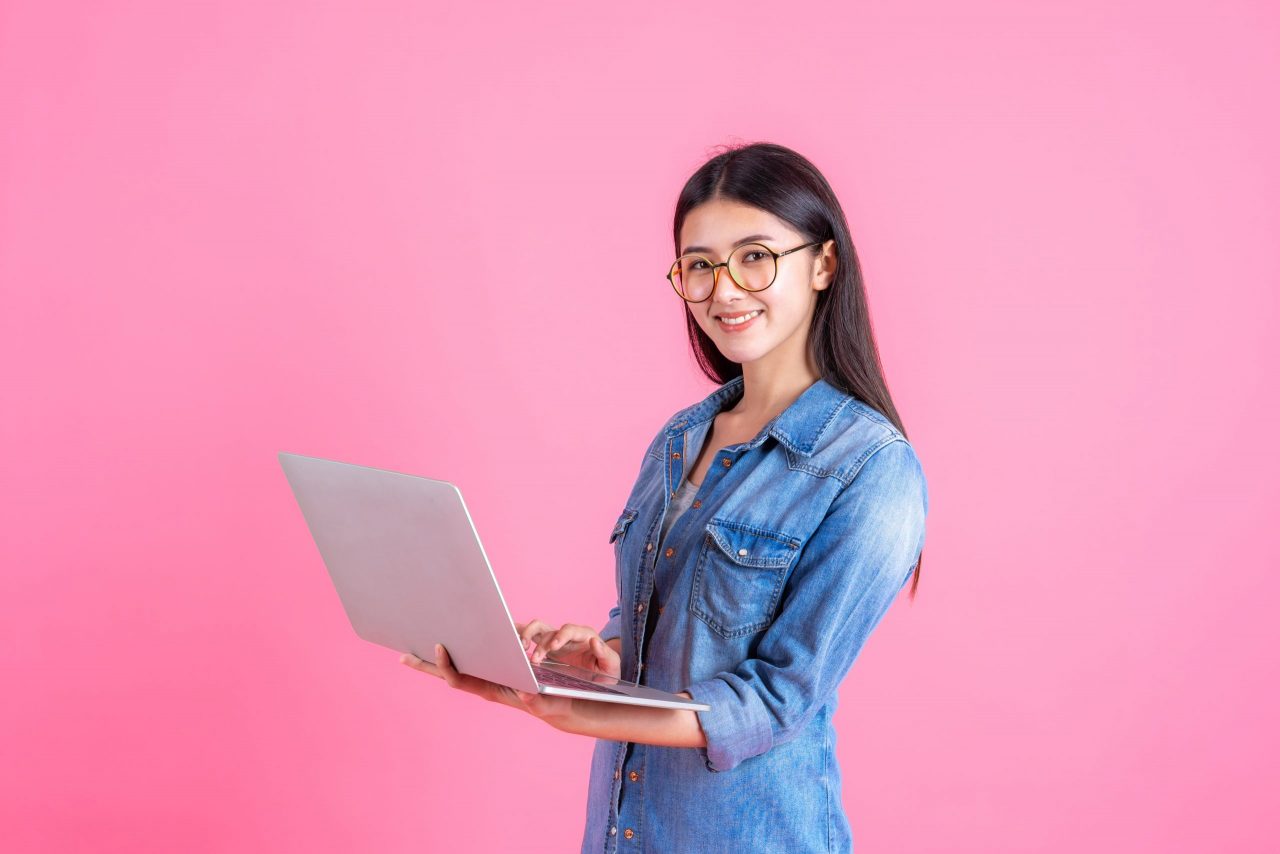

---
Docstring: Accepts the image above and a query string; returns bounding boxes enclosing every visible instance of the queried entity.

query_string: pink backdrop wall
[3,2,1277,851]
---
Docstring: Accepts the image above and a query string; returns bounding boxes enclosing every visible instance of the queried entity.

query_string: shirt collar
[665,374,852,457]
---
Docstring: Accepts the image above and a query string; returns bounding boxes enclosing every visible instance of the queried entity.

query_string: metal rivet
[624,829,635,839]
[671,451,680,459]
[664,547,675,558]
[721,458,731,467]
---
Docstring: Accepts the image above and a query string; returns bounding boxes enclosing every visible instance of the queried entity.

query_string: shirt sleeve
[681,438,929,773]
[599,603,622,643]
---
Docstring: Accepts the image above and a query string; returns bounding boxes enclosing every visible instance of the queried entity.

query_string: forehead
[679,199,800,255]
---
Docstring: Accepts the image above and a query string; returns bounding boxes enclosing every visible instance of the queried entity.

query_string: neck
[733,351,821,422]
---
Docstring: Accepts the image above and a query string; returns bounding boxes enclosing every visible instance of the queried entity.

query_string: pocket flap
[704,519,801,568]
[609,508,638,544]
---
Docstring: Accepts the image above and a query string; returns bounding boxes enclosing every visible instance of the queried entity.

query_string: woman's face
[678,198,834,370]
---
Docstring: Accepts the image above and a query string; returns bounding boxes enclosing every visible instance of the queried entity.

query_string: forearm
[565,692,706,747]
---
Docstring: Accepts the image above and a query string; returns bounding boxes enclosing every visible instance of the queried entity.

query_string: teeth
[719,310,762,325]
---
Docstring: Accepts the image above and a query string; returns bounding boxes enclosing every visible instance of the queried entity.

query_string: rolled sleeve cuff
[683,674,774,773]
[599,607,622,643]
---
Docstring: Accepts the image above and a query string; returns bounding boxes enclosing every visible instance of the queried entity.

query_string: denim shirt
[580,374,929,854]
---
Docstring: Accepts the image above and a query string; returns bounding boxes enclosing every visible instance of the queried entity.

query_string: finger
[590,637,621,674]
[534,630,565,663]
[435,645,518,705]
[547,626,578,656]
[437,645,486,694]
[400,652,444,678]
[519,619,552,647]
[435,644,461,685]
[519,619,548,642]
[535,624,589,663]
[434,645,491,692]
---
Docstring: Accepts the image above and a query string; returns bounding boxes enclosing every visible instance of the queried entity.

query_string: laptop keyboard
[533,663,628,696]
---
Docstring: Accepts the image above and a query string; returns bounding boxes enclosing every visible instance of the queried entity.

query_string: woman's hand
[398,643,582,732]
[516,619,621,678]
[399,644,527,711]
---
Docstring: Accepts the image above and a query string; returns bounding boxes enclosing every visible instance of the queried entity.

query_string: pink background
[3,1,1277,851]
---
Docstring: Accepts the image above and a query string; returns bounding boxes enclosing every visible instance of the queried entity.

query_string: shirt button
[610,826,617,836]
[721,457,732,467]
[624,829,635,839]
[629,770,640,782]
[636,602,645,613]
[658,605,664,614]
[664,547,675,558]
[692,499,701,509]
[671,451,680,459]
[738,548,749,556]
[645,542,653,551]
[613,769,620,780]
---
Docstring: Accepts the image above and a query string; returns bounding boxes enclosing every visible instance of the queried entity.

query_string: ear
[812,239,838,291]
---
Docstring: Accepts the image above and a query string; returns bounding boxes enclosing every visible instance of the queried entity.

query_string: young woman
[402,141,929,853]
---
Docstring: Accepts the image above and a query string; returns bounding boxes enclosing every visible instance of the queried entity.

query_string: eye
[689,259,710,270]
[742,250,768,263]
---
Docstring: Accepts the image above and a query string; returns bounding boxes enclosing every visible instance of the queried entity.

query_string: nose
[709,261,746,305]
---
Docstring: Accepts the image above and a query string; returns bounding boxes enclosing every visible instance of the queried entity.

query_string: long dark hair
[673,141,924,598]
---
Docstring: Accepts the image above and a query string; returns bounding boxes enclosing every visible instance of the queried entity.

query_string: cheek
[692,308,719,335]
[758,294,804,329]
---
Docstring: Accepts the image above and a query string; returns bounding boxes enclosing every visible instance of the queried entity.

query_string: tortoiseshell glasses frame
[666,240,824,303]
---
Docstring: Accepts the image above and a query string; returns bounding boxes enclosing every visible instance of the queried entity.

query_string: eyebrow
[680,234,775,256]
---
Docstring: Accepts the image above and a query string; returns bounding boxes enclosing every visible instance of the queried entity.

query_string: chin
[713,342,769,364]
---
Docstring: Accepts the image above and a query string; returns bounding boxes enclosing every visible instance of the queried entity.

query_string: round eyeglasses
[666,241,824,303]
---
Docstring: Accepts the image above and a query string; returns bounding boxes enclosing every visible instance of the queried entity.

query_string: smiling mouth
[715,309,764,325]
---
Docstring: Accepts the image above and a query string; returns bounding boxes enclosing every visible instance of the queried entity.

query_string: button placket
[635,479,669,679]
[629,510,662,681]
[666,431,685,499]
[616,743,645,848]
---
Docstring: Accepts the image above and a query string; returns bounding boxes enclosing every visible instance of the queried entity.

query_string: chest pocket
[690,518,802,638]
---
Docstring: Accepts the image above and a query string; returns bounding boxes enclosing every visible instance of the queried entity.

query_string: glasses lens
[672,255,714,301]
[728,244,776,291]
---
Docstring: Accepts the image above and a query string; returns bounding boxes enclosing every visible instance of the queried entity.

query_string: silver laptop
[278,452,708,711]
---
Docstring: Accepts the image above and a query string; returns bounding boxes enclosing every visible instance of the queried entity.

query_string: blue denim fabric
[581,374,928,853]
